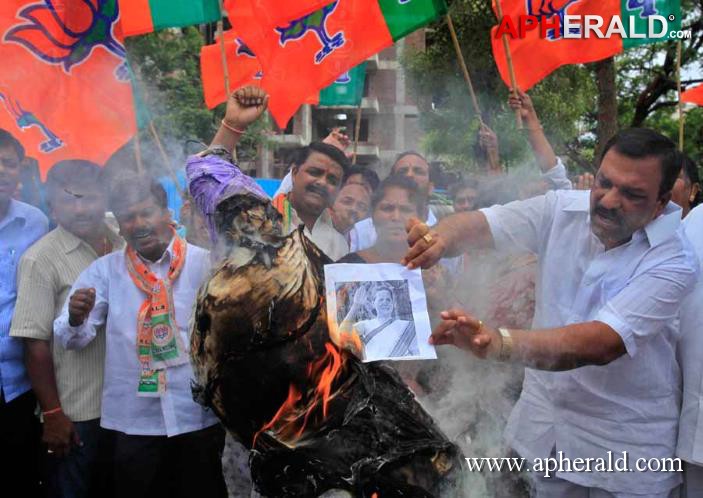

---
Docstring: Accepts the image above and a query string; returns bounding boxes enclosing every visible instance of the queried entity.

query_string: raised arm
[208,86,269,153]
[402,212,495,269]
[509,89,558,174]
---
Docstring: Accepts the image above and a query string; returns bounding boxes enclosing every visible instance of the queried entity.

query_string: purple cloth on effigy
[186,154,269,243]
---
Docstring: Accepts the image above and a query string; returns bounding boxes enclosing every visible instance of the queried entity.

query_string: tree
[404,0,597,174]
[404,0,703,174]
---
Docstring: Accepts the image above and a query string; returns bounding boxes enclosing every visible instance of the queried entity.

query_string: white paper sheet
[324,263,436,362]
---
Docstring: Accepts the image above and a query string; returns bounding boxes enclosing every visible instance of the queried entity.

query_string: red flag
[200,30,264,109]
[0,0,136,178]
[226,0,393,128]
[491,0,621,90]
[681,84,703,107]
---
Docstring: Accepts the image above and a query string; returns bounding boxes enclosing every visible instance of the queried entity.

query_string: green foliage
[404,0,703,174]
[404,0,597,174]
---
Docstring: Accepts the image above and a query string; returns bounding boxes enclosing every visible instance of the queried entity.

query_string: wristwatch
[497,327,513,361]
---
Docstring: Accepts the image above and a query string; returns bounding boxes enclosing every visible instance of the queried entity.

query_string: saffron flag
[1,0,137,178]
[118,0,220,37]
[200,30,319,109]
[491,0,682,90]
[226,0,447,128]
[681,84,703,107]
[200,30,263,109]
[319,62,367,106]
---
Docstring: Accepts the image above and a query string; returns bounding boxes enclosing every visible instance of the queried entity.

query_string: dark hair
[391,151,428,174]
[46,160,103,203]
[600,128,680,197]
[449,177,480,200]
[290,141,350,176]
[371,174,425,216]
[108,174,168,214]
[343,164,380,191]
[0,128,25,161]
[679,152,702,208]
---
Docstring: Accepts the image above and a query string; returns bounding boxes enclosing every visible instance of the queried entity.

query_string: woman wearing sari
[340,283,418,361]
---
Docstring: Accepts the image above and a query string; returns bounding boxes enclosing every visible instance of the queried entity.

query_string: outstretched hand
[224,86,269,131]
[402,217,446,270]
[430,308,500,359]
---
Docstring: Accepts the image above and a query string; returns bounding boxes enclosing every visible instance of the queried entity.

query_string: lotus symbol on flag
[0,91,64,153]
[4,0,129,81]
[236,38,256,58]
[527,0,581,40]
[275,1,345,64]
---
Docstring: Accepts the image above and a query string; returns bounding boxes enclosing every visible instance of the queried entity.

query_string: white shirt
[481,190,697,494]
[54,240,219,437]
[286,201,349,261]
[677,204,703,465]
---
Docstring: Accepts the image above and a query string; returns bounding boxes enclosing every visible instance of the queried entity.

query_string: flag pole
[148,120,184,197]
[676,40,684,151]
[446,14,484,122]
[492,0,522,129]
[446,13,500,171]
[134,131,144,174]
[216,0,231,98]
[352,102,363,165]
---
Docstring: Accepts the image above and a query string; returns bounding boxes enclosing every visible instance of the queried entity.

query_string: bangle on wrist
[221,119,246,135]
[497,327,514,361]
[42,407,62,416]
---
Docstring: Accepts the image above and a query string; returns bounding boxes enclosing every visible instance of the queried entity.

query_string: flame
[253,295,367,447]
[254,342,348,446]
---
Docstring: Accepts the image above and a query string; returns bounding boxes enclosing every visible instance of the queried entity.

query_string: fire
[254,341,348,446]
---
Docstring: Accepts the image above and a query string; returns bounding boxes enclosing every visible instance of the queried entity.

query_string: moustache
[306,185,329,201]
[594,205,621,222]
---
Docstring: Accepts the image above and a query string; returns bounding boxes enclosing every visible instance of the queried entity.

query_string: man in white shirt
[54,175,226,498]
[272,141,350,260]
[404,128,698,497]
[676,201,703,497]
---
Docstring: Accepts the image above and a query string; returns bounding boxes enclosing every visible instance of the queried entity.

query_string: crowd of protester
[1,84,703,498]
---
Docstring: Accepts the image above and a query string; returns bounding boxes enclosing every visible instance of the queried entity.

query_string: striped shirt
[10,225,123,421]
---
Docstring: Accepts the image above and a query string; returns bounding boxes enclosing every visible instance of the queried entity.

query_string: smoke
[412,347,530,497]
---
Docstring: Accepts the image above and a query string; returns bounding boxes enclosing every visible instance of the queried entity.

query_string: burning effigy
[187,153,462,497]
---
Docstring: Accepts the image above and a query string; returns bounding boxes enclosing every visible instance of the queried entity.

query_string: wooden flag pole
[216,0,230,98]
[492,0,522,129]
[446,14,484,123]
[446,13,500,171]
[676,40,684,151]
[148,120,184,197]
[134,131,144,174]
[352,102,363,165]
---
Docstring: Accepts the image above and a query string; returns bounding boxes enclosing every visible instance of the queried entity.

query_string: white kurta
[481,190,698,494]
[54,240,219,437]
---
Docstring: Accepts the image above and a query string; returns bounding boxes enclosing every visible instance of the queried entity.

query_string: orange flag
[491,0,621,90]
[225,0,394,128]
[0,0,136,178]
[200,29,319,110]
[681,84,703,107]
[200,30,263,109]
